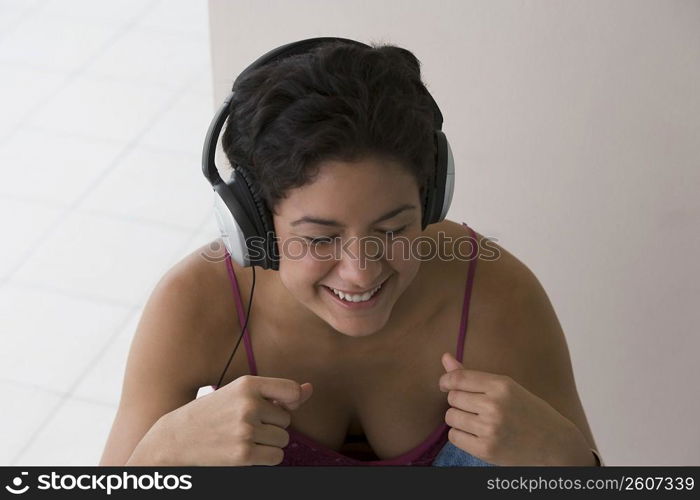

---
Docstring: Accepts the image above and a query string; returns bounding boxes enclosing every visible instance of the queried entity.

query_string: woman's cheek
[278,235,306,263]
[280,246,331,292]
[385,234,417,268]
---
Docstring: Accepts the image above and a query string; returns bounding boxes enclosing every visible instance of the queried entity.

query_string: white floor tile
[0,0,44,36]
[0,127,125,205]
[10,211,193,305]
[179,214,223,260]
[38,0,154,27]
[1,0,214,467]
[135,0,210,39]
[24,73,179,144]
[0,284,132,393]
[73,308,142,408]
[0,0,44,9]
[0,379,63,466]
[198,212,221,241]
[189,68,215,96]
[0,65,66,141]
[77,146,213,232]
[0,9,23,35]
[84,27,210,90]
[14,396,117,465]
[0,197,65,279]
[0,13,124,73]
[139,90,216,156]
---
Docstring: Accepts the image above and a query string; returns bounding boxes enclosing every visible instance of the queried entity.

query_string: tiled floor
[0,0,221,465]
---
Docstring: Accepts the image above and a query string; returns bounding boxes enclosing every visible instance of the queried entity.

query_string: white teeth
[330,282,382,302]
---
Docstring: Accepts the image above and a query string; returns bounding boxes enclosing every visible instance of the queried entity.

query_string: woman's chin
[338,321,386,337]
[320,308,392,338]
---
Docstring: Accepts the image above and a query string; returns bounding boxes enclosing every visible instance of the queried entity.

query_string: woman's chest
[284,359,453,459]
[257,282,481,460]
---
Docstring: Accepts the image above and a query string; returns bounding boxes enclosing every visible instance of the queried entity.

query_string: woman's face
[272,157,423,339]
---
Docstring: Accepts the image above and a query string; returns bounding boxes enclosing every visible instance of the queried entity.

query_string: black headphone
[201,36,455,271]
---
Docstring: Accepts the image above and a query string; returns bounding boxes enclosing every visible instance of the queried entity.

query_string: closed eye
[304,236,335,245]
[385,225,408,237]
[304,225,408,245]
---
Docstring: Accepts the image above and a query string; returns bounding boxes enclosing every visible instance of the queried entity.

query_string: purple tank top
[212,222,479,466]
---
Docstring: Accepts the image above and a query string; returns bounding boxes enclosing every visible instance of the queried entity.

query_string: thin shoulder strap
[224,253,258,376]
[456,223,479,363]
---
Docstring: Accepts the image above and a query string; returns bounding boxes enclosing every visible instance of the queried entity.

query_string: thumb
[298,382,313,405]
[441,351,463,372]
[273,382,313,411]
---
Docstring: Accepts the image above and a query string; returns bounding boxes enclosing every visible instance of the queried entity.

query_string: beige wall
[207,0,700,465]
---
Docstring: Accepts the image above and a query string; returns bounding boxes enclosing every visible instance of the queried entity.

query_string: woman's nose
[335,235,385,287]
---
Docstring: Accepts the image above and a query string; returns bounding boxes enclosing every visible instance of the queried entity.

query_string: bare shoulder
[424,218,520,296]
[126,238,246,389]
[434,218,537,302]
[167,238,250,386]
[427,220,547,375]
[142,240,232,386]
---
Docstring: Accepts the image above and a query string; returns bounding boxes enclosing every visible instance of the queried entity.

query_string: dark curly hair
[221,40,437,215]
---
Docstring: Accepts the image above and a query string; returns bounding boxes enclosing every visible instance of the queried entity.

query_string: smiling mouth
[324,276,389,296]
[321,276,390,304]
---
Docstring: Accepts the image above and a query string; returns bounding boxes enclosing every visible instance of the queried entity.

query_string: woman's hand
[438,352,594,466]
[159,376,313,466]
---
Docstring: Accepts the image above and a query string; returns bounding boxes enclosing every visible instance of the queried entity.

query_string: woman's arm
[495,254,603,464]
[99,252,224,466]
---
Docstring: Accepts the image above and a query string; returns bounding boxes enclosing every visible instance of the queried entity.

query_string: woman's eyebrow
[290,204,416,227]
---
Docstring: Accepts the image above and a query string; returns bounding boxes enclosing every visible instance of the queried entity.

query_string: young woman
[99,40,602,467]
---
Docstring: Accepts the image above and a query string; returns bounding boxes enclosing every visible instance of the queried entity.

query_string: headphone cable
[215,263,256,389]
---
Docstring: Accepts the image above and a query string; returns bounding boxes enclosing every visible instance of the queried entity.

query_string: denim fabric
[432,441,496,467]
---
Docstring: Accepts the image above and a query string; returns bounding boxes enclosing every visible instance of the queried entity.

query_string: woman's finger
[446,389,491,414]
[253,422,291,448]
[257,399,292,428]
[248,442,285,466]
[445,406,490,437]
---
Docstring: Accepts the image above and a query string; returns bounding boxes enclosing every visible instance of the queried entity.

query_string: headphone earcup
[438,131,455,222]
[213,187,251,267]
[422,130,455,230]
[235,165,279,270]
